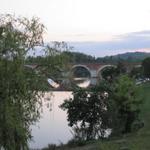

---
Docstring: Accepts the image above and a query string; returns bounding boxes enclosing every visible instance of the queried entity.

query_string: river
[29,92,73,149]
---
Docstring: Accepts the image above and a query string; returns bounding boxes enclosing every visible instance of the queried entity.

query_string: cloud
[69,30,150,57]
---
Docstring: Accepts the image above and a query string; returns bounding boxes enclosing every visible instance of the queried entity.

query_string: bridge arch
[71,64,91,72]
[97,65,116,80]
[70,64,91,88]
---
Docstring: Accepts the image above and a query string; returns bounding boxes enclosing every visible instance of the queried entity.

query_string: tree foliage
[61,74,143,141]
[111,75,142,134]
[142,57,150,77]
[0,14,68,150]
[101,66,118,82]
[26,41,71,90]
[116,61,127,74]
[60,81,113,140]
[129,66,143,79]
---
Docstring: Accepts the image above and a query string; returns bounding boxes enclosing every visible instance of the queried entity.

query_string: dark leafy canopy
[0,14,67,150]
[142,57,150,77]
[130,66,143,79]
[60,81,113,140]
[116,61,127,74]
[101,66,118,81]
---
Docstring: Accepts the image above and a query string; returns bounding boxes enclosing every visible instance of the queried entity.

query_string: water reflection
[76,79,91,88]
[30,92,73,149]
[70,65,91,88]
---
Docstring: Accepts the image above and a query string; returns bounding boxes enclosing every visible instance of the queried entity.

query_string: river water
[29,92,73,149]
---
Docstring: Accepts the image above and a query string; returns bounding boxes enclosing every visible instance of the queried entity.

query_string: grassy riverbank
[43,83,150,150]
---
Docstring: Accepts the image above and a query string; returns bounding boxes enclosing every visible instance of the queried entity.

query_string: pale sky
[1,0,150,41]
[1,0,150,56]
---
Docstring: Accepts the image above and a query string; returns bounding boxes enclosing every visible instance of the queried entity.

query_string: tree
[111,75,142,134]
[25,42,72,92]
[116,61,127,74]
[101,66,118,82]
[61,74,143,141]
[60,81,113,141]
[129,66,143,79]
[142,57,150,77]
[0,14,67,150]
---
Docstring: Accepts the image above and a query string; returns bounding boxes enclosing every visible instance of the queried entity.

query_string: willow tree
[0,14,62,150]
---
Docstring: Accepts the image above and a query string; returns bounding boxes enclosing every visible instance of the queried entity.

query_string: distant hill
[94,52,150,63]
[63,51,150,63]
[115,52,150,60]
[26,51,150,64]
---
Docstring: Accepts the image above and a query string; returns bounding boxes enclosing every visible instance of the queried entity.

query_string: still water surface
[30,92,73,149]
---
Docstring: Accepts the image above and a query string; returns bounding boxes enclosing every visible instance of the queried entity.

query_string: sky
[1,0,150,56]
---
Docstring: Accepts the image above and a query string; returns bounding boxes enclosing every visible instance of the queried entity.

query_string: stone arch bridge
[70,63,115,86]
[25,62,141,90]
[25,63,116,89]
